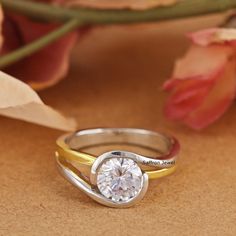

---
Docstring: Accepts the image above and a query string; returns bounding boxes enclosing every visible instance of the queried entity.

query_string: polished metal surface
[66,128,179,168]
[56,128,180,208]
[56,153,149,208]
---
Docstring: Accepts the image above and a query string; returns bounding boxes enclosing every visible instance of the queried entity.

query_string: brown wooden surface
[0,14,235,236]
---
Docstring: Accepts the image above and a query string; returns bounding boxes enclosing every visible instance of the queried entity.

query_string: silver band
[65,128,179,168]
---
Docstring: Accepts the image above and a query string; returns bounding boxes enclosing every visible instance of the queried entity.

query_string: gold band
[56,134,177,180]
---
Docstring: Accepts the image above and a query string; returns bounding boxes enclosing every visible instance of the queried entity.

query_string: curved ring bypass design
[55,128,180,208]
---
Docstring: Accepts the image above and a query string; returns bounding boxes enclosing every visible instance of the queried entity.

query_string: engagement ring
[55,128,180,208]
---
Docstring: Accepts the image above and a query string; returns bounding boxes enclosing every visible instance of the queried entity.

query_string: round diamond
[97,158,143,202]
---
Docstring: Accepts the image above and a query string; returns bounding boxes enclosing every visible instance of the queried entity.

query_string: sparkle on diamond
[97,158,143,202]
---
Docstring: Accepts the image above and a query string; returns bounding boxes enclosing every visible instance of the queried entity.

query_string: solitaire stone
[97,158,143,202]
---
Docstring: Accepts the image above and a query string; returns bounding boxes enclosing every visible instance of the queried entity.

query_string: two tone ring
[55,128,180,208]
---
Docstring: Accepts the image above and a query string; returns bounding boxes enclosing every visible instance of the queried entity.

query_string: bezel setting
[90,151,149,207]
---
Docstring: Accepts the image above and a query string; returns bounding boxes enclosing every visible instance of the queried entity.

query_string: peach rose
[163,28,236,129]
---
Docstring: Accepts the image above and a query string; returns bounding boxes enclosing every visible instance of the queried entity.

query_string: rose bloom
[0,1,79,90]
[163,28,236,130]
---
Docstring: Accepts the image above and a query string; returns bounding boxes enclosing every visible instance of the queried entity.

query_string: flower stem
[1,0,236,68]
[0,19,80,69]
[1,0,236,25]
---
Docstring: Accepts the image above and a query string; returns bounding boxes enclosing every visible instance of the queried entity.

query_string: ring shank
[68,128,172,154]
[56,128,179,180]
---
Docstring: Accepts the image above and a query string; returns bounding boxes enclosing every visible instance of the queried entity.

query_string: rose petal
[2,14,78,90]
[0,71,77,131]
[164,77,215,119]
[172,45,234,79]
[163,43,236,128]
[188,28,236,46]
[183,57,236,129]
[164,44,234,104]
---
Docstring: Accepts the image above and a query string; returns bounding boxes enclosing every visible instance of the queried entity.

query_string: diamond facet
[97,157,143,202]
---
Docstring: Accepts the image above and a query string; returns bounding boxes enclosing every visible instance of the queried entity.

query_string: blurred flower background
[163,28,236,129]
[1,0,79,89]
[1,0,236,130]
